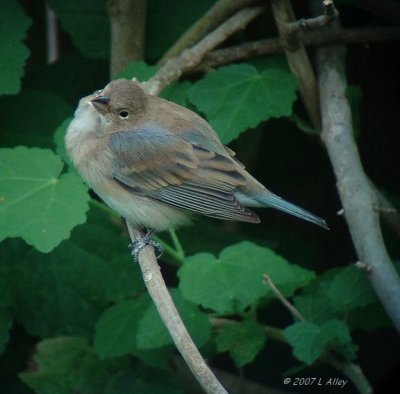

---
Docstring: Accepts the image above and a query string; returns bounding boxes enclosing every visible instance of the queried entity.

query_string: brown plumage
[65,79,327,231]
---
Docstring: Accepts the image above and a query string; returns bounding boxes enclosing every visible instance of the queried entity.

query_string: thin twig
[262,274,306,322]
[126,223,228,394]
[310,1,400,333]
[370,182,400,239]
[286,0,338,35]
[46,5,59,64]
[142,5,265,95]
[211,317,373,394]
[169,228,186,261]
[158,0,257,65]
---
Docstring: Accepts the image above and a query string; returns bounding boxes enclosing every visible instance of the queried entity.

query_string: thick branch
[158,0,257,65]
[270,0,323,130]
[108,0,147,78]
[126,224,228,394]
[142,5,265,95]
[312,9,400,332]
[194,27,400,72]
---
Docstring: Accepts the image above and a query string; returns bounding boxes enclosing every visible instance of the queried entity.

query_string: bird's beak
[91,95,110,114]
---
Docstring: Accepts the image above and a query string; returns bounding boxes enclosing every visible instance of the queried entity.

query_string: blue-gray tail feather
[256,193,329,229]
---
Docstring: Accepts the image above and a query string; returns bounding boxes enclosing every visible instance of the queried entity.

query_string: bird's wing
[108,126,259,223]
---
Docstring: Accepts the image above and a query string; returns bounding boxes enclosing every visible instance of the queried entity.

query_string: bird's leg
[129,229,163,262]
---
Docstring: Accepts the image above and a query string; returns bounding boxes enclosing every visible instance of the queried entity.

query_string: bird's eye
[118,110,129,119]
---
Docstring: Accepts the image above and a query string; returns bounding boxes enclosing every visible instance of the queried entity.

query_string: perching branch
[142,5,265,95]
[126,224,228,394]
[112,4,265,393]
[310,2,400,333]
[108,0,147,77]
[158,0,257,65]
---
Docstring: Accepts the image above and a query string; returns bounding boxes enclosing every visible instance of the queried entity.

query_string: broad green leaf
[95,290,211,358]
[216,320,266,367]
[0,0,32,95]
[2,237,140,338]
[160,81,192,107]
[0,309,13,354]
[284,319,356,365]
[136,289,211,350]
[178,241,315,313]
[116,61,157,81]
[49,0,109,59]
[94,298,148,359]
[69,211,145,302]
[19,336,131,394]
[133,347,173,370]
[294,284,335,324]
[0,91,72,148]
[0,147,89,252]
[325,265,377,312]
[147,0,215,61]
[188,64,297,143]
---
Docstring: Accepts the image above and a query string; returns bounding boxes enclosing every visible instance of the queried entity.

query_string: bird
[66,79,328,259]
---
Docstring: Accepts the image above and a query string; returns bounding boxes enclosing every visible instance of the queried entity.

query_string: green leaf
[178,241,315,313]
[0,236,141,338]
[115,61,157,81]
[294,284,335,324]
[136,289,212,350]
[160,81,192,107]
[188,64,297,143]
[147,0,215,61]
[19,336,131,394]
[216,320,266,367]
[325,265,377,312]
[94,298,148,359]
[284,319,356,365]
[0,0,32,95]
[133,347,173,370]
[49,0,109,59]
[95,290,211,358]
[0,90,73,148]
[0,147,90,252]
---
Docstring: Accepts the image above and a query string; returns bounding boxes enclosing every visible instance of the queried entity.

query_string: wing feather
[108,125,259,223]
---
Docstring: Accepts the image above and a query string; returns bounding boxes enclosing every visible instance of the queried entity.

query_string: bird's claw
[129,233,163,262]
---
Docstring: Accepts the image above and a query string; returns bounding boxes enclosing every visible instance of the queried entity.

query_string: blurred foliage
[1,0,400,393]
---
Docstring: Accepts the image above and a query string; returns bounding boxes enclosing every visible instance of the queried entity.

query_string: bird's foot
[129,231,163,262]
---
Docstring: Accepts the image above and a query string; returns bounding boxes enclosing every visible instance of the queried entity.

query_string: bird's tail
[252,193,329,229]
